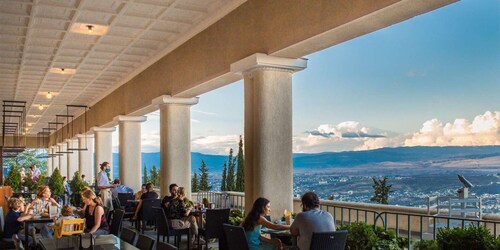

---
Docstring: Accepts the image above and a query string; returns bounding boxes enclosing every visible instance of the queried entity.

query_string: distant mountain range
[112,146,500,177]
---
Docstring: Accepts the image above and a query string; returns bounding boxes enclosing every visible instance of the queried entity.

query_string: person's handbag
[79,233,94,250]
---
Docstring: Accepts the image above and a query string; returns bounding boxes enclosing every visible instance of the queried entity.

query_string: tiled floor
[122,220,220,250]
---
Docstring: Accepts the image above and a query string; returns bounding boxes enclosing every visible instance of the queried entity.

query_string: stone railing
[193,191,500,241]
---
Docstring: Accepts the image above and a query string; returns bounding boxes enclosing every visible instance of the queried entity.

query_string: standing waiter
[97,162,116,209]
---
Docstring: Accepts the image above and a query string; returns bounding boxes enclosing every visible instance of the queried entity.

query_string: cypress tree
[49,168,64,198]
[150,165,160,186]
[143,164,149,184]
[226,149,236,191]
[198,160,212,191]
[221,162,227,191]
[192,172,199,192]
[235,135,244,192]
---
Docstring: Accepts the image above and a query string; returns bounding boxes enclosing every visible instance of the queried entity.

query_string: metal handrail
[192,191,499,249]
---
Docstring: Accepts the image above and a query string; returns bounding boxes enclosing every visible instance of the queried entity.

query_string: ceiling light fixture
[27,123,32,127]
[49,67,75,74]
[38,104,44,110]
[70,23,108,36]
[46,92,53,99]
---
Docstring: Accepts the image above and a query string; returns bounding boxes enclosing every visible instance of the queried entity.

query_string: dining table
[261,227,296,246]
[39,234,139,250]
[24,216,54,248]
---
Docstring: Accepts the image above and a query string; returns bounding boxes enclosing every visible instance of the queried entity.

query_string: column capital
[90,126,116,133]
[76,134,94,139]
[56,142,66,146]
[152,95,199,107]
[113,115,147,123]
[231,53,307,74]
[65,138,78,143]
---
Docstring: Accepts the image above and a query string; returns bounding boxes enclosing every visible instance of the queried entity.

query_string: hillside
[111,146,500,177]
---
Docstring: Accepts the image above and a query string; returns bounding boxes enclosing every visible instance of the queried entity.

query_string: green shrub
[338,222,377,250]
[373,226,404,250]
[437,225,495,250]
[69,171,88,207]
[4,165,22,191]
[49,168,64,198]
[413,239,438,250]
[229,209,244,226]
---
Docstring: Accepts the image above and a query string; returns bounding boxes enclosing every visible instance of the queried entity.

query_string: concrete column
[46,147,53,176]
[153,95,198,197]
[92,127,116,182]
[231,53,307,219]
[66,139,79,180]
[57,143,68,178]
[50,146,57,174]
[114,115,147,192]
[77,134,94,183]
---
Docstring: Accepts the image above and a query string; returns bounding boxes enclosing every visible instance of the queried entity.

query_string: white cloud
[306,121,385,139]
[191,135,240,155]
[354,135,406,151]
[141,130,160,152]
[405,111,500,147]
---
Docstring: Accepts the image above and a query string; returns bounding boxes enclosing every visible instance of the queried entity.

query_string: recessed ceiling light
[70,23,108,36]
[49,68,76,74]
[38,104,44,110]
[46,92,53,99]
[28,115,41,118]
[27,123,32,127]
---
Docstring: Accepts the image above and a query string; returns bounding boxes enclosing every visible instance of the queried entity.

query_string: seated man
[290,192,336,250]
[161,183,178,212]
[111,179,134,198]
[165,193,204,245]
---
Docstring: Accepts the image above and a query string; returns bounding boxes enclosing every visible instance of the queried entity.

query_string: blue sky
[116,0,499,154]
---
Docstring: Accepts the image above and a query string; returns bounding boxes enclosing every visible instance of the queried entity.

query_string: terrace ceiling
[0,0,245,136]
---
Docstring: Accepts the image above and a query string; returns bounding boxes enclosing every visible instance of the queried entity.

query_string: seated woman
[165,188,204,245]
[2,198,36,246]
[241,197,290,250]
[26,186,60,238]
[134,184,147,200]
[132,183,158,218]
[81,189,110,235]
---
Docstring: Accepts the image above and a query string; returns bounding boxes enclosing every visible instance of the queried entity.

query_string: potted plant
[49,168,64,202]
[4,165,22,192]
[69,171,88,207]
[202,197,210,208]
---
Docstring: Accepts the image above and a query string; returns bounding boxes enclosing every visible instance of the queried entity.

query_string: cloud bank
[134,111,499,154]
[404,111,500,147]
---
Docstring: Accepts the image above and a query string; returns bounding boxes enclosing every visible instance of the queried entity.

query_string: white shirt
[97,171,110,187]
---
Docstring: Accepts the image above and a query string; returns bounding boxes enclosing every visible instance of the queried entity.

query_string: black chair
[222,224,249,250]
[0,216,16,249]
[198,208,230,250]
[120,227,137,245]
[138,199,161,233]
[152,207,190,249]
[157,241,178,250]
[117,193,136,219]
[135,234,155,250]
[310,230,348,250]
[109,209,125,236]
[118,193,135,210]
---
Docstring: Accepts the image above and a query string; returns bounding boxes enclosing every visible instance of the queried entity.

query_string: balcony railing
[193,191,500,248]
